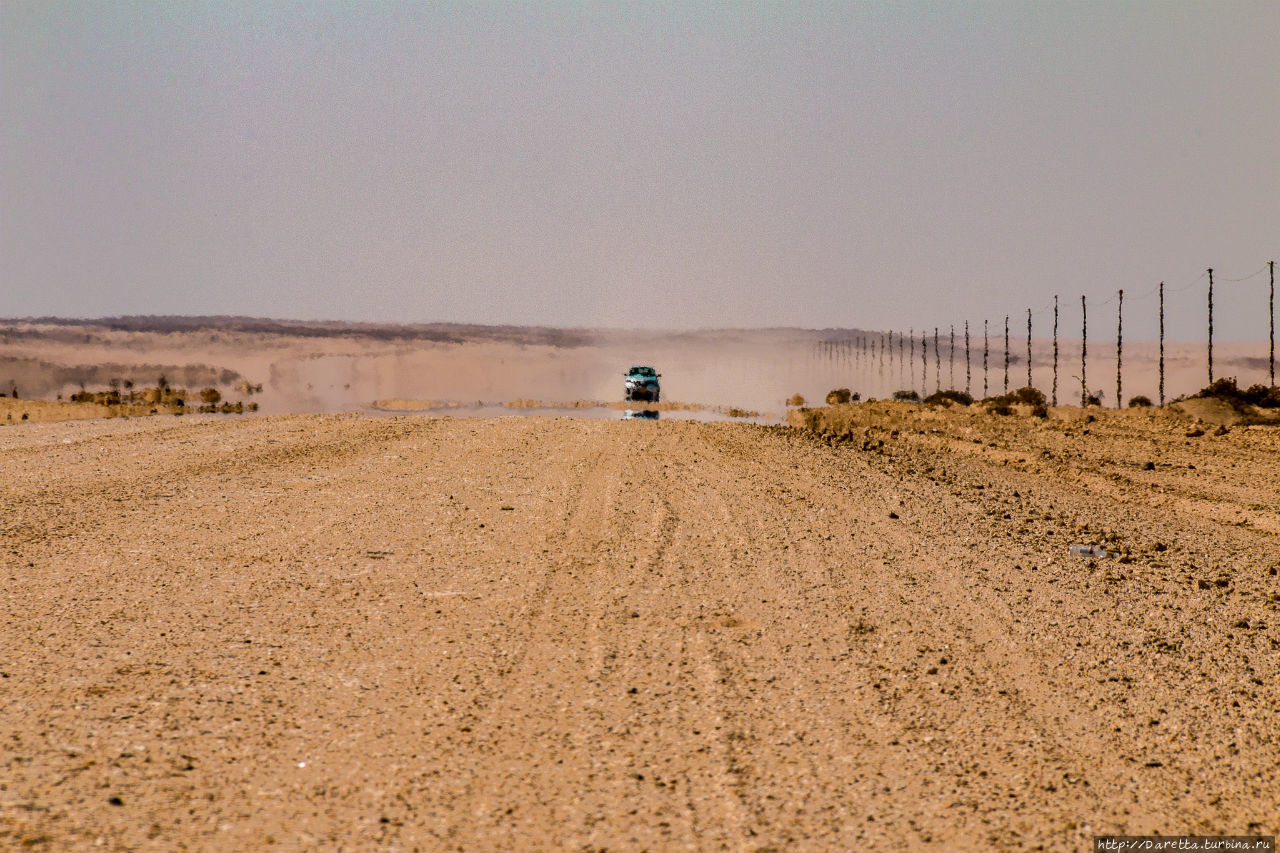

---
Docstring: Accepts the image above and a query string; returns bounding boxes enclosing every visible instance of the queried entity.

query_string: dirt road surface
[3,412,1277,850]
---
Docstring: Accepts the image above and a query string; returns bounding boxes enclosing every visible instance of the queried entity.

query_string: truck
[623,366,661,402]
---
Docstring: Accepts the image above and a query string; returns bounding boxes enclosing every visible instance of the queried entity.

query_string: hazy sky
[3,2,1277,339]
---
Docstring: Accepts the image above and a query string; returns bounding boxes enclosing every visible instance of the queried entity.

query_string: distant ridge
[3,316,879,345]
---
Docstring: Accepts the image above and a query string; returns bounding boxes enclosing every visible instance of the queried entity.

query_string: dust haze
[2,317,1272,416]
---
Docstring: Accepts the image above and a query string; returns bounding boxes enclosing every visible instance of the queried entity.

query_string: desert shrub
[1194,377,1245,403]
[1084,392,1102,406]
[1243,384,1280,408]
[983,389,1044,409]
[1012,386,1046,406]
[199,387,221,405]
[924,389,973,406]
[247,402,259,412]
[1191,378,1280,409]
[984,386,1045,412]
[1031,404,1048,418]
[892,390,920,402]
[786,393,805,407]
[1128,395,1153,408]
[826,388,854,405]
[725,407,758,418]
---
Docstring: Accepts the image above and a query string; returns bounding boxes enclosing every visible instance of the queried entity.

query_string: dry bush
[984,386,1046,415]
[786,393,806,407]
[924,389,973,406]
[1190,377,1280,409]
[826,388,854,405]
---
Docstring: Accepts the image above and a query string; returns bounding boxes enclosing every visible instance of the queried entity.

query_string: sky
[2,1,1278,339]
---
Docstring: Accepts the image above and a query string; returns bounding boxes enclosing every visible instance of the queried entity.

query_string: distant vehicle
[623,366,661,402]
[622,409,660,420]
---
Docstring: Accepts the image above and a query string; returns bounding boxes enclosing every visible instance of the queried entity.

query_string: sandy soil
[2,407,1276,850]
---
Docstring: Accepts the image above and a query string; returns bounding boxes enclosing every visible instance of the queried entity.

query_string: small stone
[108,796,124,806]
[1141,461,1155,471]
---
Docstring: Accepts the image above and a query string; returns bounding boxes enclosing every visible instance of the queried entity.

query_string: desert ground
[2,397,1278,850]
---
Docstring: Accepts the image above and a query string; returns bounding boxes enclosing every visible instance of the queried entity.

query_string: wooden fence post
[921,331,928,392]
[965,320,971,397]
[1159,283,1165,406]
[1003,315,1010,393]
[983,320,989,398]
[1026,308,1032,389]
[1052,295,1059,406]
[1116,289,1123,409]
[909,329,915,393]
[1081,295,1088,406]
[949,325,955,390]
[1207,268,1215,385]
[934,327,941,393]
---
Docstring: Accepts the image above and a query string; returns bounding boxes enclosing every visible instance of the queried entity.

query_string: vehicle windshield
[629,367,656,377]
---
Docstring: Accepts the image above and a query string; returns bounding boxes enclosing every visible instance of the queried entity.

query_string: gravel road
[2,412,1277,850]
